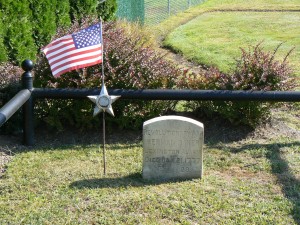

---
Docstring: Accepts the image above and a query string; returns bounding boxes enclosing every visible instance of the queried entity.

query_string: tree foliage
[1,0,37,63]
[0,10,8,62]
[0,0,117,64]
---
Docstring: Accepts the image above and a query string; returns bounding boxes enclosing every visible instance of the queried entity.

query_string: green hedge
[0,0,116,64]
[1,0,37,63]
[0,10,8,62]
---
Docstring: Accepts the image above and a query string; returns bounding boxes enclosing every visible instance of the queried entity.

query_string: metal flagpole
[101,19,105,87]
[102,111,106,175]
[100,18,106,175]
[87,18,120,175]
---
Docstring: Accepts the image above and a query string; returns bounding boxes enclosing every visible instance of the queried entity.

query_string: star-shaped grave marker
[88,84,120,117]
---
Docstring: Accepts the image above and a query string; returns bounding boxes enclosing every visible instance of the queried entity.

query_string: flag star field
[42,23,102,77]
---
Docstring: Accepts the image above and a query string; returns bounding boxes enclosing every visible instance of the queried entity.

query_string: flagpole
[103,111,106,175]
[101,19,105,87]
[100,18,107,175]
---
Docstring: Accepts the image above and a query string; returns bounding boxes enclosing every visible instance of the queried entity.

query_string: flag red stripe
[50,53,102,72]
[49,47,102,67]
[44,36,73,49]
[43,36,73,54]
[47,44,75,60]
[54,59,102,77]
[42,23,102,77]
[48,35,72,46]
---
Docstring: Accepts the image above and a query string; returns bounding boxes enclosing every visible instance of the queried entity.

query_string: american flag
[42,23,102,77]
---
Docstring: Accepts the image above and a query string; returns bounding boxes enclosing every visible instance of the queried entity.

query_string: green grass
[156,0,300,35]
[164,11,300,75]
[202,0,300,10]
[1,137,299,224]
[155,0,300,77]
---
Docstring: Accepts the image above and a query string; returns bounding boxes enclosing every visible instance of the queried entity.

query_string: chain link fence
[116,0,205,25]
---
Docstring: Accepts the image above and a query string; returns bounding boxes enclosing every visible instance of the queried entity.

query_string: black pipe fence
[0,89,31,127]
[33,88,300,102]
[1,59,300,146]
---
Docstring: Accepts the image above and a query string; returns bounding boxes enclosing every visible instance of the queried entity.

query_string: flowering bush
[233,42,294,91]
[180,43,295,127]
[33,19,183,130]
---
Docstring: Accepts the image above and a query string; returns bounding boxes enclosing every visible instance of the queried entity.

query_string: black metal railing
[0,89,31,127]
[33,88,300,102]
[1,59,300,146]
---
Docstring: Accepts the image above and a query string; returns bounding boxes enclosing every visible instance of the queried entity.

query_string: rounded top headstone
[142,115,204,181]
[21,59,34,72]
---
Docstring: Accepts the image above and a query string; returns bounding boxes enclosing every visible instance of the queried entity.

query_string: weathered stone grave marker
[142,115,204,180]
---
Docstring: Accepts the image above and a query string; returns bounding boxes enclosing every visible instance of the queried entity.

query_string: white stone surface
[142,115,204,180]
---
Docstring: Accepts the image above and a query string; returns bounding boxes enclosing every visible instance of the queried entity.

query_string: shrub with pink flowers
[179,42,295,127]
[33,19,182,130]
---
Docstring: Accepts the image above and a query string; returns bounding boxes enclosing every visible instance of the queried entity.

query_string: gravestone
[142,115,204,180]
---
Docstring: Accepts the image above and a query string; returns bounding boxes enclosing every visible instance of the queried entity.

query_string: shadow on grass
[8,133,143,154]
[226,141,300,225]
[70,172,192,189]
[7,117,253,153]
[1,114,255,153]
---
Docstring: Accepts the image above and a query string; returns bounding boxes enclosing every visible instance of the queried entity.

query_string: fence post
[21,59,34,146]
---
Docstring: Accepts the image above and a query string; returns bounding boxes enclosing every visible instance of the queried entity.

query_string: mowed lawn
[161,0,300,77]
[0,135,300,224]
[202,0,300,10]
[1,0,300,224]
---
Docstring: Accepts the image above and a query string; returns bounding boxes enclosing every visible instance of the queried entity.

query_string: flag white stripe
[48,44,102,64]
[50,50,102,70]
[43,35,73,54]
[46,43,75,59]
[52,56,102,75]
[42,23,103,77]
